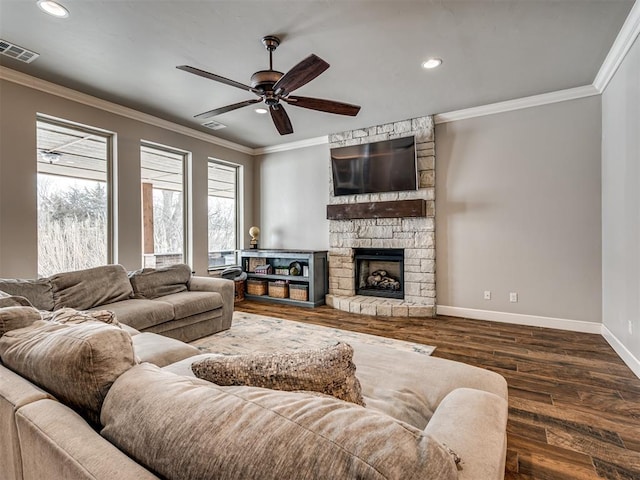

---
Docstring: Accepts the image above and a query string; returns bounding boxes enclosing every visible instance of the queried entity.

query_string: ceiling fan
[177,35,361,135]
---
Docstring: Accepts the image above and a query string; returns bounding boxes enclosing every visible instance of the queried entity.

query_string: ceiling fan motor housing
[250,70,283,91]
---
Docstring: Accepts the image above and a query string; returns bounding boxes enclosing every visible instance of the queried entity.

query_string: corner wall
[0,78,255,277]
[435,96,603,326]
[602,34,640,373]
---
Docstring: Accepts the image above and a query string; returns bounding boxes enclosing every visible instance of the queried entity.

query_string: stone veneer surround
[326,116,436,317]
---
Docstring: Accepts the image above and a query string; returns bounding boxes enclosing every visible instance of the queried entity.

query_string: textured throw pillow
[40,307,121,327]
[191,342,366,406]
[101,364,459,480]
[50,264,133,310]
[0,279,54,311]
[0,306,42,336]
[0,320,136,425]
[128,264,191,299]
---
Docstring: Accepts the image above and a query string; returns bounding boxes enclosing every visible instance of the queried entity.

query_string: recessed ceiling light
[422,58,442,69]
[254,108,268,114]
[37,0,69,18]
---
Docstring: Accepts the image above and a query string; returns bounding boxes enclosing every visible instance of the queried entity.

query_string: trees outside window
[36,119,111,277]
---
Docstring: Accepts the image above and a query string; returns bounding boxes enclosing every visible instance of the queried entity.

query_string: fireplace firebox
[354,248,404,299]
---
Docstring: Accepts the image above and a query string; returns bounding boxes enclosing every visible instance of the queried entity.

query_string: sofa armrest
[424,388,508,480]
[16,399,160,480]
[187,276,234,329]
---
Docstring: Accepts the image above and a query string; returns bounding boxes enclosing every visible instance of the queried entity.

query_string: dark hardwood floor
[235,300,640,480]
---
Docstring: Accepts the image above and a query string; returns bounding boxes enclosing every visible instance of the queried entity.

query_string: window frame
[140,140,191,268]
[35,114,116,273]
[207,158,242,271]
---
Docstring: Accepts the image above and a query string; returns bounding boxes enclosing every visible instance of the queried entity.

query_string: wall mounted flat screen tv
[330,136,417,196]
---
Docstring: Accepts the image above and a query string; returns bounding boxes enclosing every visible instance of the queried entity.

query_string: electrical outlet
[484,290,491,300]
[509,292,518,303]
[629,321,633,335]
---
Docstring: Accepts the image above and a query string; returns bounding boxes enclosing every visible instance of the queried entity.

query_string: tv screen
[330,136,417,196]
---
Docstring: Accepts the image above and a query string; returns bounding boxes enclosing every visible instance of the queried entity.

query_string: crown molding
[593,0,640,93]
[433,85,600,125]
[253,135,329,155]
[0,66,254,155]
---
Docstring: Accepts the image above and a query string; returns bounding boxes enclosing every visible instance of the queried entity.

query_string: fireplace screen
[354,248,404,299]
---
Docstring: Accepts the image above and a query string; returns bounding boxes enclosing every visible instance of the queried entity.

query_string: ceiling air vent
[0,40,39,63]
[202,120,226,130]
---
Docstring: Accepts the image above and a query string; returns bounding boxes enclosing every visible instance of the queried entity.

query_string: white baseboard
[435,305,603,334]
[601,325,640,379]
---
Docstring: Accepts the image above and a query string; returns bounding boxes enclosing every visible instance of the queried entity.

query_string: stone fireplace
[325,115,436,317]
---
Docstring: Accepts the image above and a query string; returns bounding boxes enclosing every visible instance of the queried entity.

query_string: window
[36,118,112,277]
[140,143,188,268]
[208,160,240,268]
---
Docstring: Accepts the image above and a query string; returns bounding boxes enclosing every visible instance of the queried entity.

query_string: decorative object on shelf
[249,226,260,249]
[274,267,290,276]
[268,281,289,298]
[248,257,266,273]
[302,265,309,277]
[254,264,273,275]
[288,261,302,276]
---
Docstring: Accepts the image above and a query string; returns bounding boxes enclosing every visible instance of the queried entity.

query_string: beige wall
[0,79,255,277]
[435,96,603,323]
[602,35,640,359]
[255,143,330,251]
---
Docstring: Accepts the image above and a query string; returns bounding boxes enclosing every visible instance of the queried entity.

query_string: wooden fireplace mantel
[326,199,427,220]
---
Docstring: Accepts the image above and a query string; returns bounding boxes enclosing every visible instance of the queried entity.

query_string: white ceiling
[0,0,634,149]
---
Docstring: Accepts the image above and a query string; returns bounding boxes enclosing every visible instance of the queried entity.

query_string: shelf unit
[240,249,328,307]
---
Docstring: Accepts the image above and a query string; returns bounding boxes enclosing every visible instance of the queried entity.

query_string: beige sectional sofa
[0,263,234,342]
[0,305,509,480]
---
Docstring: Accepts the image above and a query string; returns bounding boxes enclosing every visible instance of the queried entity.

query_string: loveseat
[0,305,509,480]
[0,263,234,342]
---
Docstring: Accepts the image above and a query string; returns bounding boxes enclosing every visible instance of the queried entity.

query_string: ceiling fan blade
[177,65,254,92]
[194,99,261,120]
[270,104,293,135]
[273,54,330,95]
[283,96,361,116]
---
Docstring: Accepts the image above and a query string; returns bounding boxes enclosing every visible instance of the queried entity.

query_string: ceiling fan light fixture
[37,0,69,18]
[254,108,268,114]
[422,58,442,69]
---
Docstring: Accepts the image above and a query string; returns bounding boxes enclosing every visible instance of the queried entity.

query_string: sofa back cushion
[0,278,54,311]
[128,264,191,299]
[50,264,133,310]
[101,364,458,480]
[0,321,136,425]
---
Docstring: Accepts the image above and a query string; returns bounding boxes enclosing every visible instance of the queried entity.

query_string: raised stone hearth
[326,116,436,317]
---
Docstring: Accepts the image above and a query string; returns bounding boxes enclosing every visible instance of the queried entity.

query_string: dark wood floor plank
[235,301,640,479]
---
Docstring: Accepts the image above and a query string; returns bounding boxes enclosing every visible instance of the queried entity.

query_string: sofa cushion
[191,342,366,406]
[0,306,41,337]
[156,291,222,319]
[0,279,54,311]
[0,290,35,308]
[132,332,199,367]
[129,264,191,299]
[0,321,136,425]
[89,298,174,331]
[50,264,133,311]
[101,364,458,480]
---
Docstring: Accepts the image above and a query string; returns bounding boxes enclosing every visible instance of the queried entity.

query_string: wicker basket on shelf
[246,279,268,296]
[289,284,309,301]
[268,281,289,298]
